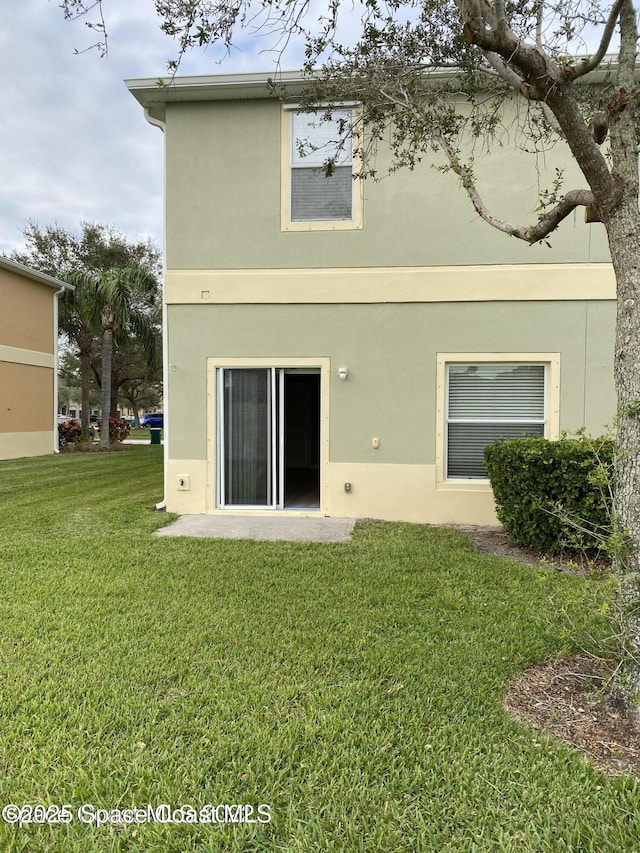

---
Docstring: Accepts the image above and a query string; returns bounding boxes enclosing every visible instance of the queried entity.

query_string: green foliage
[57,419,82,446]
[484,435,615,555]
[535,168,566,212]
[8,221,161,281]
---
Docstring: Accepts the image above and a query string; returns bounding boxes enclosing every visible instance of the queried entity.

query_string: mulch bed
[456,525,640,779]
[456,524,607,575]
[504,653,640,779]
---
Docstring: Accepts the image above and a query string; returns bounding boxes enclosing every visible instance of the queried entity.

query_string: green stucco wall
[164,100,611,271]
[166,299,616,462]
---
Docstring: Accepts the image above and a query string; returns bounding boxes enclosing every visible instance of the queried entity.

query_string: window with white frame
[445,362,546,479]
[287,107,355,224]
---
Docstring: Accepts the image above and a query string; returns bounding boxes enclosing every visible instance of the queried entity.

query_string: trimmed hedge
[484,435,614,554]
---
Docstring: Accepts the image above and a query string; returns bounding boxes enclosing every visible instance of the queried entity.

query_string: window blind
[291,166,352,221]
[290,110,353,222]
[447,363,545,479]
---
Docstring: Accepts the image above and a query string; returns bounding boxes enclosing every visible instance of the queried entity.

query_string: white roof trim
[0,257,74,291]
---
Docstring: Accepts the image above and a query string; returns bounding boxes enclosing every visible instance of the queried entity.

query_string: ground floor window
[216,366,321,509]
[445,361,547,479]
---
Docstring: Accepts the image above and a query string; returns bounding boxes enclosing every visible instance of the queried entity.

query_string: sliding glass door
[217,368,280,508]
[216,367,320,510]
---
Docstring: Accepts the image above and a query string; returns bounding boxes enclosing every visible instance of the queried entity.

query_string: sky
[0,0,301,257]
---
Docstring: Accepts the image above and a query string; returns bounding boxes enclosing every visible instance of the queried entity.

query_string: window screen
[290,110,353,222]
[446,363,546,479]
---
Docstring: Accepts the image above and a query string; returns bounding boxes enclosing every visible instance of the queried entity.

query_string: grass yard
[0,447,637,852]
[125,428,154,441]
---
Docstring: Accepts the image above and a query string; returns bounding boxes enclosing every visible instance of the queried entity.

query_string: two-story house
[126,70,616,524]
[0,257,72,460]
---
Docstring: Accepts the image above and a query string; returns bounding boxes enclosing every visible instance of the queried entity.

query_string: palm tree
[96,267,159,447]
[58,272,100,439]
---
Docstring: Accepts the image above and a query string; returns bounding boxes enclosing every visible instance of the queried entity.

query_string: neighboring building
[126,71,616,524]
[0,258,73,460]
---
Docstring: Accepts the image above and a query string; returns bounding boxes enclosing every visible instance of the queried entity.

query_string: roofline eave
[0,257,74,292]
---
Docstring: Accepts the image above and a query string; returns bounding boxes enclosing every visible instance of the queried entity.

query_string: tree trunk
[110,365,119,419]
[124,393,142,427]
[78,336,92,440]
[607,205,640,713]
[100,323,114,449]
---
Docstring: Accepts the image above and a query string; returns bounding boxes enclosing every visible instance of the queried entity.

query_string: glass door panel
[222,368,272,507]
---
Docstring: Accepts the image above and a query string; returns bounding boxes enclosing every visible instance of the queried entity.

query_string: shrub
[98,417,131,444]
[484,435,614,555]
[58,420,82,446]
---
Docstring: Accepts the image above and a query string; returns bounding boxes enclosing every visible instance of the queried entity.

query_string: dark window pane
[291,166,352,221]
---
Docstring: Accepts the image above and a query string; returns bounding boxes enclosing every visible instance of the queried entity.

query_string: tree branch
[564,0,625,81]
[437,135,595,244]
[483,50,565,137]
[607,0,639,189]
[493,0,507,38]
[617,0,639,92]
[454,0,618,207]
[588,110,609,144]
[458,0,496,49]
[541,102,566,139]
[484,51,535,99]
[60,0,108,56]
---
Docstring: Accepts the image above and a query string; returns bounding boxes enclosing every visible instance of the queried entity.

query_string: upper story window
[281,106,363,232]
[291,109,352,222]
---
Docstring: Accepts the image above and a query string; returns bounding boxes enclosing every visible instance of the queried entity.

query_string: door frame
[206,357,330,514]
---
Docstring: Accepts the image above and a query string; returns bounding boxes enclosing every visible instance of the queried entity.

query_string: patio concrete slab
[155,514,356,542]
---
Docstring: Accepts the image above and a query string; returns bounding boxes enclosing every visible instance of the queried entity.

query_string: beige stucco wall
[0,266,58,458]
[165,457,504,525]
[0,432,54,461]
[164,99,611,271]
[0,362,54,434]
[0,268,55,353]
[164,263,616,304]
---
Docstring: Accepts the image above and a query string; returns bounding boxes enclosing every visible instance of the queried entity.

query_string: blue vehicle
[142,412,164,428]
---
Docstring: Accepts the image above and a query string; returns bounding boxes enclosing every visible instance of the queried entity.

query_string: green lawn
[126,427,154,441]
[0,448,636,852]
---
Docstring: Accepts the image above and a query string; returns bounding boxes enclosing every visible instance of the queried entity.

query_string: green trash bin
[149,428,161,445]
